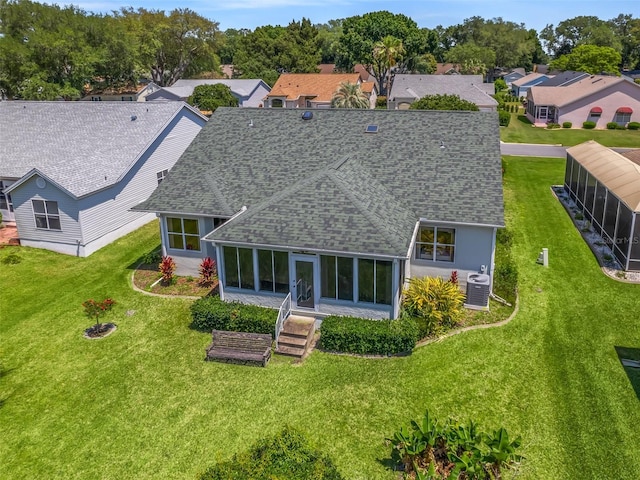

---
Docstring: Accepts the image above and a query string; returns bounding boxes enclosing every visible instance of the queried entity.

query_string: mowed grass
[500,114,640,147]
[2,158,640,479]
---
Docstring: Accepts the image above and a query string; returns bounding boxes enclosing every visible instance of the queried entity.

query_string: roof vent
[131,115,137,121]
[365,124,378,133]
[440,141,446,149]
[248,119,254,127]
[301,111,313,120]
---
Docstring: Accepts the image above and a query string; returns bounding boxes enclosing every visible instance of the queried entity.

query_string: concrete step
[276,344,306,357]
[277,334,307,347]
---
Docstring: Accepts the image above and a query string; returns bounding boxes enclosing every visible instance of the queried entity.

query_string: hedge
[190,296,277,336]
[319,315,418,355]
[498,110,511,127]
[200,426,344,480]
[583,121,596,129]
[562,121,572,128]
[628,122,640,130]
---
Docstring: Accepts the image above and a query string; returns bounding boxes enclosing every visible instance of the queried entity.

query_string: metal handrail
[275,292,291,345]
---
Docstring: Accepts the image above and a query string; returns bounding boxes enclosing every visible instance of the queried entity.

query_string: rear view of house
[0,101,207,256]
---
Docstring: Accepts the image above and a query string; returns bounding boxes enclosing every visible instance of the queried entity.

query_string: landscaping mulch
[133,263,218,297]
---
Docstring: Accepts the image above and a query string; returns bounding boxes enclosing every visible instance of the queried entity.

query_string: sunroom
[564,141,640,271]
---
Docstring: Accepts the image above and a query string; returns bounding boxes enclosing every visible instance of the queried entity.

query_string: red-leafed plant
[448,270,458,286]
[199,257,217,285]
[82,298,115,330]
[159,256,176,284]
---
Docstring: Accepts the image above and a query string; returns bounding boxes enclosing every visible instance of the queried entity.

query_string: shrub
[200,426,344,480]
[2,252,22,265]
[546,122,561,129]
[498,110,511,127]
[402,276,465,338]
[159,255,176,284]
[190,296,277,336]
[607,122,619,130]
[388,410,524,480]
[319,315,418,355]
[575,212,584,220]
[199,257,217,284]
[449,270,458,286]
[628,122,640,130]
[375,95,387,109]
[562,121,572,128]
[142,249,161,265]
[493,228,518,304]
[583,121,596,129]
[82,298,115,329]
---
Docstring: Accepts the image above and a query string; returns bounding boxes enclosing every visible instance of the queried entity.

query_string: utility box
[465,272,490,309]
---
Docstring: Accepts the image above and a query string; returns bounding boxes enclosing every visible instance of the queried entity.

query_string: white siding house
[1,101,207,256]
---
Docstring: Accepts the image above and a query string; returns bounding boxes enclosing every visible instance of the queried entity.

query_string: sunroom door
[291,254,317,310]
[0,180,15,222]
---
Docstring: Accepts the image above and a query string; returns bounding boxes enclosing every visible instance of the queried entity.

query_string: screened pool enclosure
[564,141,640,271]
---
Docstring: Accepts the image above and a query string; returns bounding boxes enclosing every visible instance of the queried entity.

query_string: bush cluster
[200,426,343,480]
[190,296,277,336]
[628,121,640,130]
[607,121,623,130]
[583,121,596,129]
[546,122,561,129]
[493,228,518,304]
[319,315,418,355]
[562,121,572,128]
[141,249,161,265]
[498,110,511,127]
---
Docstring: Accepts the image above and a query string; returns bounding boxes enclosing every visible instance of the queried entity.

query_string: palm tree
[331,82,370,109]
[372,35,405,96]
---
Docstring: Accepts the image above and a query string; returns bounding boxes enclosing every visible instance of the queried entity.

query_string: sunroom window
[223,246,254,290]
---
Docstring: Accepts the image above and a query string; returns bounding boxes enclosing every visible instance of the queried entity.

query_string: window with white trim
[415,226,455,262]
[615,112,631,125]
[166,217,200,251]
[156,169,169,184]
[0,181,13,212]
[357,258,392,305]
[32,200,61,230]
[223,246,254,289]
[320,255,354,301]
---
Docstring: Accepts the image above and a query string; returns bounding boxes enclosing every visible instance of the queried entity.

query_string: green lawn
[2,159,640,479]
[501,114,640,147]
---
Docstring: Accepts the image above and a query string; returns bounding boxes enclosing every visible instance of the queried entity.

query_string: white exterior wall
[409,224,496,284]
[10,176,83,255]
[242,84,271,108]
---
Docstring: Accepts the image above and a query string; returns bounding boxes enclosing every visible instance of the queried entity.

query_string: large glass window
[415,226,455,262]
[614,203,633,264]
[32,200,61,230]
[570,159,580,200]
[563,157,573,192]
[223,246,255,290]
[0,181,13,213]
[167,217,200,251]
[603,195,619,241]
[593,182,607,232]
[629,215,640,265]
[258,250,289,293]
[357,258,392,305]
[584,173,596,221]
[320,256,354,301]
[615,112,631,125]
[576,165,587,208]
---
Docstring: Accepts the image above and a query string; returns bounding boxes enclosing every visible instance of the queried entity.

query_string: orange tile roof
[267,73,363,102]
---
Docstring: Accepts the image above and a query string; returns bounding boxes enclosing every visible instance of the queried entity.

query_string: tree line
[0,1,638,100]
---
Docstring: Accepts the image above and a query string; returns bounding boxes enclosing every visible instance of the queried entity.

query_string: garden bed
[133,263,218,297]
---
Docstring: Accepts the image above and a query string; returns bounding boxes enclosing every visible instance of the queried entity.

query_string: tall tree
[541,16,621,58]
[609,14,640,69]
[409,94,479,111]
[372,35,405,95]
[331,82,370,108]
[118,8,221,87]
[445,43,495,75]
[187,83,238,112]
[549,44,622,74]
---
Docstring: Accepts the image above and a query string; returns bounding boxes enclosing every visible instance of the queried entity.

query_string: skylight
[365,124,378,133]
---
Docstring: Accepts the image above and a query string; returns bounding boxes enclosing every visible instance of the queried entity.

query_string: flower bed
[133,263,218,297]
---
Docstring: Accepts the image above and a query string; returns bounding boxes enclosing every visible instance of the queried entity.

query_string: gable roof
[435,63,460,75]
[266,73,363,102]
[567,141,640,212]
[536,71,589,87]
[511,72,548,87]
[147,79,269,102]
[136,108,504,258]
[528,75,635,107]
[1,101,205,198]
[389,75,498,107]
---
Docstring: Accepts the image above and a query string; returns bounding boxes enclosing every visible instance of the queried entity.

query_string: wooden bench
[205,330,272,367]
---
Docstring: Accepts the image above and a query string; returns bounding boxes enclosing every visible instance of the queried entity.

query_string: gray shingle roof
[389,75,498,107]
[0,101,201,197]
[137,108,504,257]
[150,79,268,100]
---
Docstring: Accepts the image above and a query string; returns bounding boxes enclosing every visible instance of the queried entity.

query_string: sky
[74,0,637,32]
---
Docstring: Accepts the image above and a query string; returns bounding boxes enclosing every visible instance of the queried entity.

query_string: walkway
[0,225,19,246]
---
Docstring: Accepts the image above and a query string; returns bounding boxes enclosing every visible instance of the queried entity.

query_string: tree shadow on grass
[517,115,532,125]
[615,346,640,401]
[126,244,161,271]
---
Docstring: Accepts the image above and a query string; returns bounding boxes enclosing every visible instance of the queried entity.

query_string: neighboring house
[536,71,590,87]
[146,79,271,108]
[511,73,551,98]
[134,108,504,319]
[264,73,377,109]
[318,64,337,74]
[81,82,161,102]
[0,102,207,256]
[502,70,525,88]
[435,63,460,75]
[526,75,640,127]
[564,141,640,270]
[388,75,498,111]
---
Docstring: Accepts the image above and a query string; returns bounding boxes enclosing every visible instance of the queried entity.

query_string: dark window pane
[577,165,587,207]
[33,200,45,214]
[45,201,59,215]
[238,248,254,290]
[376,261,393,305]
[603,195,619,240]
[223,246,239,288]
[593,183,606,230]
[337,256,354,301]
[167,217,183,233]
[417,243,434,260]
[584,173,596,215]
[614,203,633,261]
[420,227,434,243]
[437,228,455,245]
[48,216,61,230]
[564,157,573,189]
[630,215,640,261]
[35,215,48,229]
[258,249,273,292]
[358,258,374,303]
[185,235,200,251]
[570,160,580,199]
[168,233,184,250]
[320,255,336,298]
[273,251,289,294]
[436,245,455,262]
[183,219,199,235]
